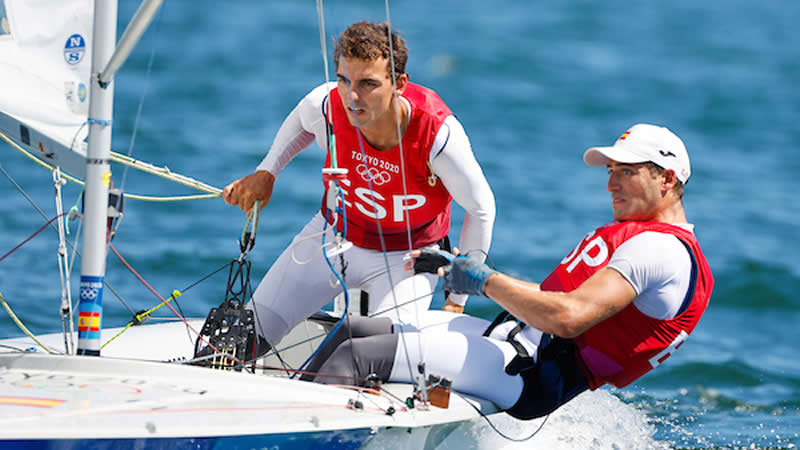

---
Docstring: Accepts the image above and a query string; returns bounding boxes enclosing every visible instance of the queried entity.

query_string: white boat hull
[0,319,498,448]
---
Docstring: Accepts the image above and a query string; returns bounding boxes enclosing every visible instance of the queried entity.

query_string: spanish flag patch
[77,311,100,332]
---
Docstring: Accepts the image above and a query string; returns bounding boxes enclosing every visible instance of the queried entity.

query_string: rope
[109,152,222,196]
[291,210,352,379]
[0,171,405,412]
[0,290,59,354]
[1,132,84,185]
[1,132,221,201]
[104,242,241,364]
[289,214,341,265]
[53,169,76,354]
[102,236,247,358]
[4,264,382,405]
[107,244,191,327]
[101,289,182,349]
[456,390,551,442]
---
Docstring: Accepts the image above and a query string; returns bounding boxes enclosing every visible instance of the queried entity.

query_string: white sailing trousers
[390,311,539,409]
[246,212,439,346]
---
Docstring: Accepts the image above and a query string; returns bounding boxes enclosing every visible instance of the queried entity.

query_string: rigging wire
[0,152,62,230]
[313,4,433,402]
[309,0,358,386]
[97,204,265,365]
[380,5,438,360]
[116,3,165,198]
[103,242,243,363]
[103,245,234,342]
[383,1,416,256]
[316,0,332,88]
[368,287,446,318]
[313,11,526,435]
[0,212,68,264]
[337,3,426,398]
[0,163,139,316]
[333,28,415,389]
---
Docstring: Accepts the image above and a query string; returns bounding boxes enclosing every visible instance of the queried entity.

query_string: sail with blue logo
[0,0,93,179]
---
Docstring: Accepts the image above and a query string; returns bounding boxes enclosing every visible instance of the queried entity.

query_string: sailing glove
[414,248,497,297]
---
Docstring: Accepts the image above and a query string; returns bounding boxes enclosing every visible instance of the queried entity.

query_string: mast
[76,0,117,356]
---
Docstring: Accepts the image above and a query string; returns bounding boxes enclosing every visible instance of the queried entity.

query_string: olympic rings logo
[80,287,99,300]
[356,164,392,185]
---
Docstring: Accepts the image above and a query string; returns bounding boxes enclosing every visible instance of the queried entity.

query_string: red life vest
[539,221,714,389]
[321,82,453,251]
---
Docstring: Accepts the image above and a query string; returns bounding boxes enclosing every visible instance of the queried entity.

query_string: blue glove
[442,254,497,297]
[413,248,496,297]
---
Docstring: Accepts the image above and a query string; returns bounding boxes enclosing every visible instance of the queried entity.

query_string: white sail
[0,0,93,178]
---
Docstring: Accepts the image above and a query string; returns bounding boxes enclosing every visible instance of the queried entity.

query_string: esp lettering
[561,232,609,273]
[335,179,427,222]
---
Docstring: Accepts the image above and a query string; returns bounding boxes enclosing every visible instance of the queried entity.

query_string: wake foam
[439,390,668,449]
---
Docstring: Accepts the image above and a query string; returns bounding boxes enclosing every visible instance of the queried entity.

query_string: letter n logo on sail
[64,34,86,65]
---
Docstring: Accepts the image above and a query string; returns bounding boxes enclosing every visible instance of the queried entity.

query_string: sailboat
[0,0,501,447]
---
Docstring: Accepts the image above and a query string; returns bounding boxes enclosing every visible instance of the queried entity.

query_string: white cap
[583,124,691,183]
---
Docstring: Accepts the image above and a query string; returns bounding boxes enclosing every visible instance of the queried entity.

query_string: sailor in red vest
[221,21,495,350]
[308,124,713,419]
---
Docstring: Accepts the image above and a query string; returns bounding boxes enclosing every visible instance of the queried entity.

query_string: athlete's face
[336,56,404,129]
[606,161,665,221]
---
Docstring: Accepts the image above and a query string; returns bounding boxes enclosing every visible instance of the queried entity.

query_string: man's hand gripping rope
[407,248,497,298]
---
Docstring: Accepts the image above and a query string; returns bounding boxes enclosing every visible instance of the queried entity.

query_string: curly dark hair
[334,21,408,79]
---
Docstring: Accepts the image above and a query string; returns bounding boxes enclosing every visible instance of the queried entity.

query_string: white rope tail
[53,168,76,355]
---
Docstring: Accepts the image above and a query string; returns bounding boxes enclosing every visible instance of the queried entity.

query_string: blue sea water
[1,1,799,448]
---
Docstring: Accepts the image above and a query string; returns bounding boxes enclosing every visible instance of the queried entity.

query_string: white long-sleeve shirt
[256,83,496,306]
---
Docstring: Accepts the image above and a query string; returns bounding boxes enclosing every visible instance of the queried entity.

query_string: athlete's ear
[395,73,409,94]
[661,169,677,196]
